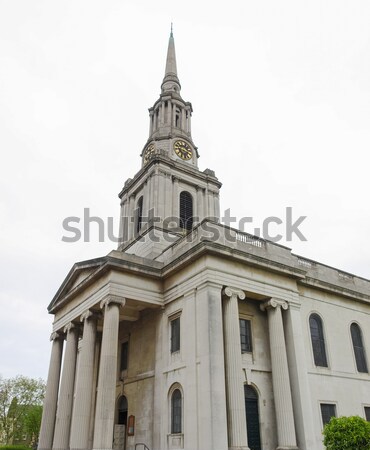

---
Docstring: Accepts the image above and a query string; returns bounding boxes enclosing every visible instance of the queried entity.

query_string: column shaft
[52,324,79,450]
[263,300,298,450]
[38,334,64,450]
[196,283,228,450]
[93,297,125,450]
[70,312,97,450]
[223,288,249,450]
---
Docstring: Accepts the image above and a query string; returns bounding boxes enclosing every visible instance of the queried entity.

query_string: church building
[38,31,370,450]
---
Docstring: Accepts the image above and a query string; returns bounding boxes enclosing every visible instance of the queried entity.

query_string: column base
[229,447,250,450]
[277,446,299,450]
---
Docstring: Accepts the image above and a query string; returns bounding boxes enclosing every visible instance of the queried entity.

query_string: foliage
[323,416,370,450]
[23,406,42,445]
[0,376,45,445]
[0,446,31,450]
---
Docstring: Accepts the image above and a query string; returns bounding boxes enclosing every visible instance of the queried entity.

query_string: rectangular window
[320,403,336,426]
[365,407,370,422]
[171,317,180,353]
[240,319,252,353]
[120,341,129,371]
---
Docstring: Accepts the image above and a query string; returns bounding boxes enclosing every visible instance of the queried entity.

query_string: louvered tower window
[136,196,143,233]
[351,323,368,373]
[179,191,193,231]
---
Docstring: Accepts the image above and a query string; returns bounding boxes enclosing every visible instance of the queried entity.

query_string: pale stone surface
[261,300,298,450]
[52,323,79,450]
[40,31,370,450]
[70,310,98,450]
[38,333,64,450]
[93,297,125,450]
[222,287,249,450]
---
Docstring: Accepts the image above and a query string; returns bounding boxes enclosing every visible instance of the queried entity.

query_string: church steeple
[143,29,198,168]
[118,30,221,252]
[161,26,181,93]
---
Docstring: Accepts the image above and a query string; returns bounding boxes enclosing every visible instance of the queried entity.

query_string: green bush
[323,416,370,450]
[0,446,31,450]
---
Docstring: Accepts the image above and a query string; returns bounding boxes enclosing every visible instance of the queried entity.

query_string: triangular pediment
[48,257,106,312]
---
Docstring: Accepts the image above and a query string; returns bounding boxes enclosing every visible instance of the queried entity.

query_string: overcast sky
[1,0,369,380]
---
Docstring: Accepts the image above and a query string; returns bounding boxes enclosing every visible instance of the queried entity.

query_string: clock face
[143,144,155,164]
[174,140,193,160]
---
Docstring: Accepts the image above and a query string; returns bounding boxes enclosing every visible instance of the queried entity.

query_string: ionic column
[52,323,79,450]
[222,287,249,450]
[92,296,125,450]
[70,311,98,450]
[38,332,64,450]
[261,300,298,450]
[196,283,228,450]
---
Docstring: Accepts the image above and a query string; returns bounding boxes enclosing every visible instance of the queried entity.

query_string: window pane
[365,407,370,422]
[240,319,252,353]
[171,389,182,433]
[171,317,180,353]
[351,324,368,373]
[120,342,128,371]
[320,403,336,426]
[310,315,328,367]
[136,197,143,233]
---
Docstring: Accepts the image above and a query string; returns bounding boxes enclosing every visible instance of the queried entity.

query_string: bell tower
[118,30,222,255]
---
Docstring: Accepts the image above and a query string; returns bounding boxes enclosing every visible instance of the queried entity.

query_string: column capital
[222,286,246,301]
[100,295,126,310]
[260,298,288,312]
[80,309,100,323]
[50,331,63,342]
[63,322,78,334]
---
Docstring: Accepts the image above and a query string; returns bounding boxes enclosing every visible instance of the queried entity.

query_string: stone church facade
[38,32,370,450]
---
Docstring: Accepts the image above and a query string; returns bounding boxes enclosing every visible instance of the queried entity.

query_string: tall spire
[161,26,181,93]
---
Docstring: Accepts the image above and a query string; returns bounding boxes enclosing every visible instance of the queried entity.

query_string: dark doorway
[118,396,128,426]
[245,385,262,450]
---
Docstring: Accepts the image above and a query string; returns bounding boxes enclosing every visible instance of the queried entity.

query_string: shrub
[323,416,370,450]
[0,446,31,450]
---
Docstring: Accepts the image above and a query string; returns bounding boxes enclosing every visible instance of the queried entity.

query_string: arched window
[309,314,328,367]
[171,389,182,434]
[117,395,128,425]
[136,196,143,233]
[179,191,193,231]
[351,323,368,373]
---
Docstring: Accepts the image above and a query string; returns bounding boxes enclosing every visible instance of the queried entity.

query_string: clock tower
[118,30,222,256]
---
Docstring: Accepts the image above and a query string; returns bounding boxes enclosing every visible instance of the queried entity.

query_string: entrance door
[245,385,262,450]
[114,396,128,450]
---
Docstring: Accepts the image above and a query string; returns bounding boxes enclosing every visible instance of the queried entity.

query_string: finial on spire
[171,22,173,37]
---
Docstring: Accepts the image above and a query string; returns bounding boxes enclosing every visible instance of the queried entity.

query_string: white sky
[0,0,369,380]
